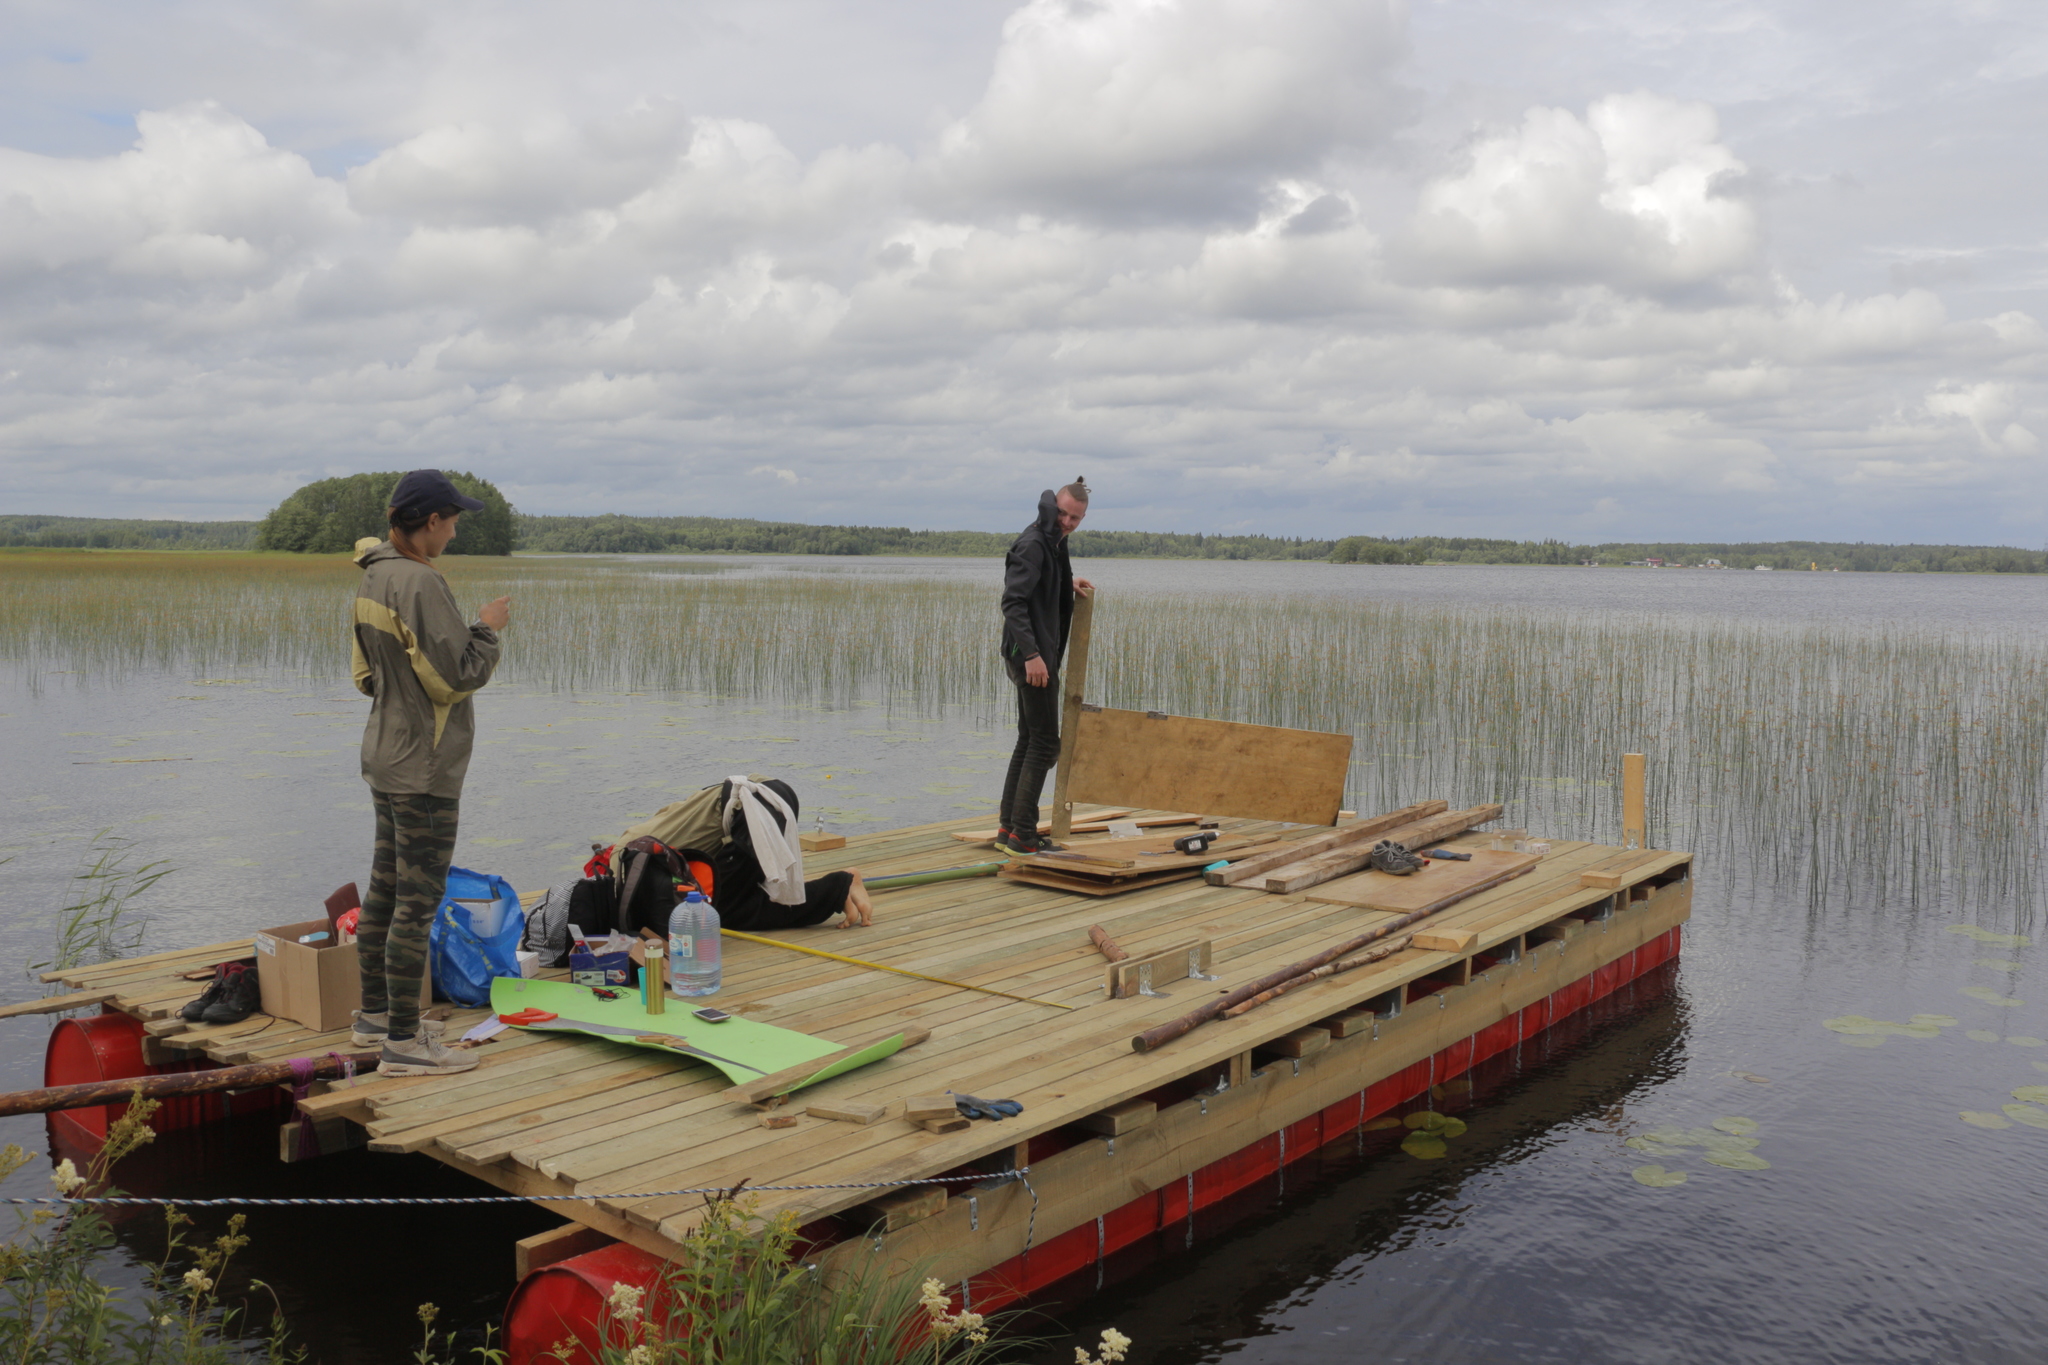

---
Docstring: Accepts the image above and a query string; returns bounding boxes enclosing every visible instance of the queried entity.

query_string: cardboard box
[568,948,633,989]
[254,919,428,1033]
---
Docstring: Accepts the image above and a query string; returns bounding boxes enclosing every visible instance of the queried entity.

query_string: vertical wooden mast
[1622,751,1646,850]
[1050,591,1096,840]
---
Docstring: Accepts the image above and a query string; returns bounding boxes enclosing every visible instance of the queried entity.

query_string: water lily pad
[1704,1149,1772,1171]
[1966,1029,2002,1043]
[1712,1117,1760,1135]
[1432,1116,1468,1138]
[1946,926,2031,948]
[1363,1116,1403,1132]
[1910,1014,1959,1027]
[2007,1037,2047,1048]
[1624,1136,1688,1156]
[1961,986,2024,1007]
[1975,958,2027,972]
[1401,1131,1448,1160]
[2011,1086,2048,1103]
[1839,1035,1887,1048]
[1823,1014,1940,1038]
[1631,1165,1688,1187]
[2000,1104,2048,1129]
[1959,1110,2014,1129]
[1403,1111,1450,1132]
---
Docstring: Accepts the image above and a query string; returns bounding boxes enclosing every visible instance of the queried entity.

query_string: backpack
[576,838,716,940]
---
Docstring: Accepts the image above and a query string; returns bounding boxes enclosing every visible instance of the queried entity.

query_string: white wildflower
[49,1159,84,1196]
[1098,1328,1132,1362]
[625,1346,655,1365]
[157,1316,177,1327]
[182,1268,214,1294]
[608,1282,645,1321]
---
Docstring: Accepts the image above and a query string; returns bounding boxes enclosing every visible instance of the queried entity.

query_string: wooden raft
[40,809,1690,1287]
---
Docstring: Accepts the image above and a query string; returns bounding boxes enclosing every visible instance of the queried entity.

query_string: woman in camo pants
[345,470,510,1077]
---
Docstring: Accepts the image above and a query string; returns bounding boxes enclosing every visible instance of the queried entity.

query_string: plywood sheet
[1066,708,1352,826]
[1301,851,1540,912]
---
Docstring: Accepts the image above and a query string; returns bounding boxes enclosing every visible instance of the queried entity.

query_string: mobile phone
[692,1007,732,1024]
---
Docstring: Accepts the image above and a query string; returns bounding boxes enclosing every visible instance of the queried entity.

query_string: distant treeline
[0,515,258,550]
[516,513,1333,560]
[1330,535,2048,573]
[9,507,2045,574]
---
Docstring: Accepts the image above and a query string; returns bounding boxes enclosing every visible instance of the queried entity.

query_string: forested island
[4,499,2042,574]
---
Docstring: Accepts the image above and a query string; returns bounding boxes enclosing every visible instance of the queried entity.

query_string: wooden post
[1622,752,1646,850]
[1050,591,1095,840]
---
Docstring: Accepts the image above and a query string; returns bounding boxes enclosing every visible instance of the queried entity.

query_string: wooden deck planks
[53,805,1690,1274]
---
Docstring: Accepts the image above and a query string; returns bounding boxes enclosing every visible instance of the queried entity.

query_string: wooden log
[1262,1027,1331,1059]
[1205,801,1448,886]
[854,1184,948,1232]
[1261,805,1504,894]
[903,1094,959,1124]
[516,1223,615,1279]
[1131,915,1431,1053]
[1074,1097,1156,1136]
[730,1027,932,1105]
[1087,925,1128,963]
[0,991,120,1021]
[805,1099,887,1126]
[1217,937,1413,1018]
[1050,591,1096,840]
[0,1051,377,1118]
[1623,752,1646,850]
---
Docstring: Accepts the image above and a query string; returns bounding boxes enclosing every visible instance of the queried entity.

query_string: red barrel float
[43,1009,284,1149]
[504,1241,669,1365]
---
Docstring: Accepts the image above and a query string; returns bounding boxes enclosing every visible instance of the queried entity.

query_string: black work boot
[200,963,262,1024]
[179,963,232,1022]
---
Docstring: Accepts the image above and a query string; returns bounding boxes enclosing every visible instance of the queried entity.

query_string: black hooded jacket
[1000,489,1075,671]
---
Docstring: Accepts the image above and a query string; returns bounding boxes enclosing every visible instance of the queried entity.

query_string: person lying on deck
[616,776,874,931]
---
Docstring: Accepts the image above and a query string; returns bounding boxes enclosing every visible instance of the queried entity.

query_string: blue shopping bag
[428,867,525,1007]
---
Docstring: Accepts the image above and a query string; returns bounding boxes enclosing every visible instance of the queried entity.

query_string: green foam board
[489,976,840,1085]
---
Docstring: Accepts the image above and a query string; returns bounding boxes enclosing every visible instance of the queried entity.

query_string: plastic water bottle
[668,891,722,997]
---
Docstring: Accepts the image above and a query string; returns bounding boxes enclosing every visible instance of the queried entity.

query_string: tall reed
[4,551,2040,914]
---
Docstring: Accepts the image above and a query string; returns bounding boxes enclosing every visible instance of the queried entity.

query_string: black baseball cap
[389,469,486,519]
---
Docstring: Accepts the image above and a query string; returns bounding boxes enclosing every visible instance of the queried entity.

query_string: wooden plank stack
[999,830,1288,898]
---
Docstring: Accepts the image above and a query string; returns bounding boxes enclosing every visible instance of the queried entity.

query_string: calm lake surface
[5,557,2047,1364]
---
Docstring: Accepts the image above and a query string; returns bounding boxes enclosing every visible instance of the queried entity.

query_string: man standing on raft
[348,470,511,1077]
[995,478,1095,856]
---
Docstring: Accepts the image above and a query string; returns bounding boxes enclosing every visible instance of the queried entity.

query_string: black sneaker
[1023,833,1065,852]
[994,831,1038,856]
[1369,840,1426,876]
[179,964,232,1022]
[200,963,262,1024]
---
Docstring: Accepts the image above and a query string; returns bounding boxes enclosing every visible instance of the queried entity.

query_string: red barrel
[43,1009,283,1148]
[504,1241,671,1365]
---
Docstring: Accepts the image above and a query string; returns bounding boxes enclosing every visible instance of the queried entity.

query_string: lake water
[5,558,2047,1364]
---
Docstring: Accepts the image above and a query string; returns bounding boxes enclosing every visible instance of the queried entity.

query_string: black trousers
[999,660,1061,837]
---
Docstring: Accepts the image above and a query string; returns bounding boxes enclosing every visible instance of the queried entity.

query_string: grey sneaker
[377,1032,480,1077]
[1369,840,1426,876]
[350,1010,447,1048]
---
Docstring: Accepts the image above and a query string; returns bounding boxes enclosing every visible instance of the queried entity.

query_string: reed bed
[4,551,2041,912]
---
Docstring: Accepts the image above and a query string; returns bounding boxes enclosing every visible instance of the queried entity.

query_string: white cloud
[0,0,2043,543]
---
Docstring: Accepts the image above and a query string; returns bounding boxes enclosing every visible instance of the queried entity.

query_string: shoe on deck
[350,1010,447,1048]
[1368,840,1426,877]
[377,1033,479,1077]
[179,964,232,1022]
[198,963,261,1024]
[994,832,1037,856]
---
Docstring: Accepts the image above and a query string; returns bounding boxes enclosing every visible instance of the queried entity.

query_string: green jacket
[350,542,500,798]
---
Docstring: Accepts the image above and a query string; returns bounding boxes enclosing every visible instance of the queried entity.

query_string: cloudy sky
[2,0,2043,543]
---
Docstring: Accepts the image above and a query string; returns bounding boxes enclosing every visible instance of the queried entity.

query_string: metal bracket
[1136,962,1171,998]
[968,1195,978,1231]
[1438,993,1448,1010]
[1187,947,1218,982]
[1105,1136,1116,1156]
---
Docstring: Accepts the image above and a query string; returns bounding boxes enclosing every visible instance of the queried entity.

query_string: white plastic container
[668,891,722,997]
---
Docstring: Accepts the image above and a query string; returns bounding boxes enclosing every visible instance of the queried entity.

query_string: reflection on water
[5,559,2048,1363]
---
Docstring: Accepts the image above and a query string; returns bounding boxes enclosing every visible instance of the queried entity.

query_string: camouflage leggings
[361,790,458,1036]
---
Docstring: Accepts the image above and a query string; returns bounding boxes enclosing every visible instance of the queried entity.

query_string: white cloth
[721,776,806,906]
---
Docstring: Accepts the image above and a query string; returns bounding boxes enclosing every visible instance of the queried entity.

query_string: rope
[7,1168,1031,1211]
[720,929,1076,1011]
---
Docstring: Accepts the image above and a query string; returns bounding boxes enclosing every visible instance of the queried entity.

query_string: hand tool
[1423,848,1473,861]
[1173,830,1221,856]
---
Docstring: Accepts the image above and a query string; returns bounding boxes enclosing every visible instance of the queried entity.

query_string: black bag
[611,836,713,939]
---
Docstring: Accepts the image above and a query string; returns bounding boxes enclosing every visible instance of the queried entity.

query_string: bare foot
[841,870,874,927]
